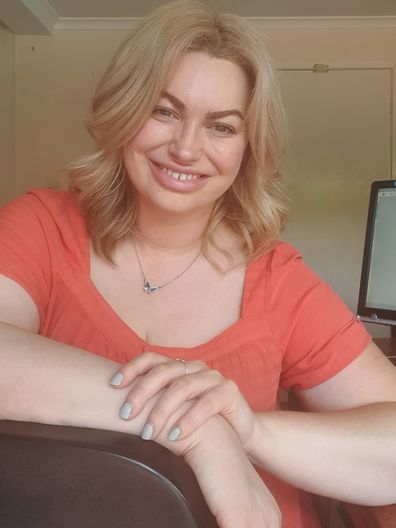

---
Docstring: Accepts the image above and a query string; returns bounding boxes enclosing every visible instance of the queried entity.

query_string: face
[123,51,250,218]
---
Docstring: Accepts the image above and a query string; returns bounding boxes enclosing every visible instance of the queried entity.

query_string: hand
[110,351,256,449]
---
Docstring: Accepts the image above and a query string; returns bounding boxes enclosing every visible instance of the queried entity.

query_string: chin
[143,191,216,218]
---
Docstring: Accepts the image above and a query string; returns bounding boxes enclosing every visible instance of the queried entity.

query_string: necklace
[133,240,201,294]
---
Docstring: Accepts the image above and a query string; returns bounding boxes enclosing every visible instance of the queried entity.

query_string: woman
[0,1,395,527]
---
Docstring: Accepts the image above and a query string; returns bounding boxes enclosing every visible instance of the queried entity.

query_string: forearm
[0,322,189,455]
[247,404,396,505]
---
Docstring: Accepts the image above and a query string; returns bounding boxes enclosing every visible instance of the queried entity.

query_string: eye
[210,123,236,137]
[152,106,176,120]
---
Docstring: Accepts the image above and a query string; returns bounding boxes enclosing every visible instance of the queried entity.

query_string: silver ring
[175,358,189,375]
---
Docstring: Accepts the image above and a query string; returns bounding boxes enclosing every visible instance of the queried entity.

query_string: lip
[149,160,210,193]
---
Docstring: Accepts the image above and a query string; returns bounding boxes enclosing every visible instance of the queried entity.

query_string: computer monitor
[357,180,396,328]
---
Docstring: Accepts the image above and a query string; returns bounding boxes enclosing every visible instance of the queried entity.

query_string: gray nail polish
[141,423,154,440]
[119,402,132,420]
[167,427,181,442]
[110,372,123,386]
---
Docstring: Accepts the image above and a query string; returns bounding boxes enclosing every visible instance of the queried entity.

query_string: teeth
[161,167,200,181]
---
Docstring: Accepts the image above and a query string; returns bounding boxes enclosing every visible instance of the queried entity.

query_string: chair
[337,501,396,528]
[0,420,218,528]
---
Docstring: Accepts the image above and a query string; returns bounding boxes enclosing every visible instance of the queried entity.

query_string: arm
[113,340,396,506]
[246,342,396,506]
[0,276,280,528]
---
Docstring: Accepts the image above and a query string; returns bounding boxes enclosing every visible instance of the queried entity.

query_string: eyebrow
[162,91,245,121]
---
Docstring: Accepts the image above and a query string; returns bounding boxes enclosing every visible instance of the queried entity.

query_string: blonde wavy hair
[68,0,288,264]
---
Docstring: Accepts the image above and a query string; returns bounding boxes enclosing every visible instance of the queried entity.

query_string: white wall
[0,22,15,205]
[14,30,125,192]
[261,24,396,175]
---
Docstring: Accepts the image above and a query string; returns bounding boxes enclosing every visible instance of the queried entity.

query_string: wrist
[181,414,237,466]
[244,411,273,465]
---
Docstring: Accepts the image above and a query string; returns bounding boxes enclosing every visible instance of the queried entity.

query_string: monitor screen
[357,180,396,326]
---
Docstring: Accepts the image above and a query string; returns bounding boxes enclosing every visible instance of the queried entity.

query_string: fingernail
[167,427,181,442]
[110,372,123,386]
[141,423,154,440]
[119,402,132,420]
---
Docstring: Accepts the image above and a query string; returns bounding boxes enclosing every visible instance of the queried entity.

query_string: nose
[168,121,203,164]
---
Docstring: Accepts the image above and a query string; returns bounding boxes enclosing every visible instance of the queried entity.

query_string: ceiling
[2,0,396,35]
[40,0,396,18]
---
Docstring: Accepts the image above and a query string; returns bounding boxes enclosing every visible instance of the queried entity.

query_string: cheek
[131,119,174,153]
[213,141,248,176]
[125,127,151,155]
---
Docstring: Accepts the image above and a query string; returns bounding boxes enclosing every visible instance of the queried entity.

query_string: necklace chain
[133,240,201,294]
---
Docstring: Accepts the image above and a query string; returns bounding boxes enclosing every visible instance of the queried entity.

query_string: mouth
[159,165,202,182]
[148,160,210,193]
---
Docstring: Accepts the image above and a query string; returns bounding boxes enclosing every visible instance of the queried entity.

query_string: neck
[134,204,212,253]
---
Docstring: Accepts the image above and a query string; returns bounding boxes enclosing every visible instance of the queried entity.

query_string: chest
[89,249,246,348]
[47,251,282,411]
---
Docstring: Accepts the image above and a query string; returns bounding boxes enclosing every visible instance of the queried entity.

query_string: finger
[110,351,169,388]
[140,370,223,439]
[120,359,208,422]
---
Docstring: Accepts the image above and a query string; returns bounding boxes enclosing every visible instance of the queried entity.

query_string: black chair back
[0,420,218,528]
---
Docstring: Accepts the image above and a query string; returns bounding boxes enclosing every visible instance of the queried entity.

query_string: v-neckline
[67,225,264,356]
[83,260,252,355]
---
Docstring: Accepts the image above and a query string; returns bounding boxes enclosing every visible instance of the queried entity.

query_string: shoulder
[252,241,302,270]
[250,240,312,289]
[0,188,88,268]
[267,240,302,268]
[1,188,85,237]
[255,240,340,311]
[1,188,79,221]
[253,243,371,390]
[250,240,355,337]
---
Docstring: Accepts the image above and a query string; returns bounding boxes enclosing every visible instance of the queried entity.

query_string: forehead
[163,51,250,113]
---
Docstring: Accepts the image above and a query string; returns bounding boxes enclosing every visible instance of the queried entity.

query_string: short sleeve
[0,193,53,321]
[266,243,371,391]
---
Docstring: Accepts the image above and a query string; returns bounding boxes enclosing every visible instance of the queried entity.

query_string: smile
[160,166,201,181]
[149,160,210,193]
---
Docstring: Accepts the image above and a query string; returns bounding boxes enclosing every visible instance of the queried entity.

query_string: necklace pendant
[143,280,160,294]
[134,239,201,296]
